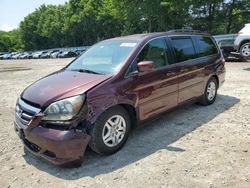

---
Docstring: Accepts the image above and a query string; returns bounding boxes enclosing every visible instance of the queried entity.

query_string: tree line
[0,0,249,52]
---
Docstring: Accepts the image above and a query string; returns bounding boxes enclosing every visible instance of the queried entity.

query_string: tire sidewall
[90,106,131,155]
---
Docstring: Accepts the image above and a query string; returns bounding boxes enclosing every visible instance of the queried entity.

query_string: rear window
[171,37,197,62]
[196,36,218,56]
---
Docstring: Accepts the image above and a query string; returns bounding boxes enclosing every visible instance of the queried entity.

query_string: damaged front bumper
[14,105,91,166]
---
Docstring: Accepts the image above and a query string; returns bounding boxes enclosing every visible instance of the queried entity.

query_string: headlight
[42,95,85,121]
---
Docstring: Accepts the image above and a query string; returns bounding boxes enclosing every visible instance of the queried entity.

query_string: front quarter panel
[85,77,138,124]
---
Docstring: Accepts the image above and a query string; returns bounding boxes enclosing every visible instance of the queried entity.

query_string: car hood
[21,70,112,107]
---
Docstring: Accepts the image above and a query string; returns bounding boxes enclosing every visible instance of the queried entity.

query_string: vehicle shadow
[243,67,250,71]
[23,94,240,179]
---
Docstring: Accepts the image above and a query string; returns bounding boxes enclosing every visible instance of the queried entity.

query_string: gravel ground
[0,59,249,188]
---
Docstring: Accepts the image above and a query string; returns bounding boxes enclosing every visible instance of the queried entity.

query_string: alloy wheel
[207,81,216,101]
[241,43,250,57]
[102,115,127,147]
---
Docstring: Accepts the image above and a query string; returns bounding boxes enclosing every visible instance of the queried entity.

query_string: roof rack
[167,29,208,34]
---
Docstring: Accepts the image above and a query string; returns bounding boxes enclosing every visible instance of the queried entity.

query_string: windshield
[66,40,138,75]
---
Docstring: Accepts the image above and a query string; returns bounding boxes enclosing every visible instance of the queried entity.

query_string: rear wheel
[240,43,250,59]
[89,106,131,155]
[200,77,218,105]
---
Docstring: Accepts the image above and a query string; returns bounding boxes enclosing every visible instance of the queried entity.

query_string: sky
[0,0,68,32]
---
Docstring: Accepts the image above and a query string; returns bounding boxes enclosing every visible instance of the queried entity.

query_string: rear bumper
[14,117,90,166]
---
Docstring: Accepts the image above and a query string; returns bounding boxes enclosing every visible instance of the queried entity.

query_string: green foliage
[19,5,66,50]
[0,29,23,52]
[0,0,249,51]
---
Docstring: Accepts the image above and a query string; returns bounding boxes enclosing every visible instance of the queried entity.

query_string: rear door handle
[180,68,188,73]
[166,72,176,77]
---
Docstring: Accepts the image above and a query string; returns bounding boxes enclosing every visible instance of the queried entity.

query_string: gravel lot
[0,59,249,188]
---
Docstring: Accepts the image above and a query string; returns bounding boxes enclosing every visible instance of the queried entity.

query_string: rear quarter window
[196,36,218,56]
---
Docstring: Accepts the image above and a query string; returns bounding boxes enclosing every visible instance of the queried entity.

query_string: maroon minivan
[14,31,225,166]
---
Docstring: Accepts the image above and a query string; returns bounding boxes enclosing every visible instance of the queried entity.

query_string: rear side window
[196,36,218,56]
[171,37,197,62]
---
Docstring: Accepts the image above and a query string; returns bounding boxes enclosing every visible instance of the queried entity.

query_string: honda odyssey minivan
[14,31,226,166]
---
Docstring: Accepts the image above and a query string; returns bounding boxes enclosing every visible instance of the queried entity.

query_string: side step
[230,52,246,61]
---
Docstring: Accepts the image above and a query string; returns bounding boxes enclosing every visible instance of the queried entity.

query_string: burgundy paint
[15,32,226,166]
[21,70,111,107]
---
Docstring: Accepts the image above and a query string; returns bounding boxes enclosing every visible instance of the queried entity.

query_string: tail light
[221,58,225,66]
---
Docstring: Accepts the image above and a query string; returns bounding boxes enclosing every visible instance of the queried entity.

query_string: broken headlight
[42,95,85,121]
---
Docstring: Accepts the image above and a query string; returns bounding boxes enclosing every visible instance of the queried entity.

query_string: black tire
[240,43,250,60]
[89,106,131,155]
[200,77,218,106]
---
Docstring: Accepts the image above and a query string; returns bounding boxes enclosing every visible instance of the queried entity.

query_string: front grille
[15,98,41,127]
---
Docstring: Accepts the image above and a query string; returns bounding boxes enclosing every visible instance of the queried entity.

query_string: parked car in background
[0,47,89,60]
[19,52,33,59]
[75,49,85,56]
[40,51,50,59]
[14,31,225,166]
[234,23,250,59]
[49,50,59,58]
[33,51,48,59]
[213,23,250,60]
[58,51,77,58]
[0,53,5,59]
[51,51,61,58]
[213,34,238,60]
[12,53,22,59]
[32,51,42,59]
[2,53,12,60]
[41,50,59,58]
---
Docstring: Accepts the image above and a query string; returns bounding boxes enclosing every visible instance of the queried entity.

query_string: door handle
[180,68,188,73]
[166,72,175,77]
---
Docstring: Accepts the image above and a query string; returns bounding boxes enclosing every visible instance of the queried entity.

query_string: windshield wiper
[70,69,102,75]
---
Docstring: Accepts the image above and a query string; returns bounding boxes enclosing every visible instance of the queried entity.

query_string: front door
[127,37,179,120]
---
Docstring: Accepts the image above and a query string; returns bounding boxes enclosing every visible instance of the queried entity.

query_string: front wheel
[240,43,250,59]
[89,106,131,155]
[200,77,218,105]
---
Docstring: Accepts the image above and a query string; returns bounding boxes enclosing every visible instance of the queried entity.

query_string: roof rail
[167,29,208,34]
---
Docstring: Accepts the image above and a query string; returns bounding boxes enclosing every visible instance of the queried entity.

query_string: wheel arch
[118,104,138,129]
[87,101,138,129]
[211,74,219,87]
[239,40,250,50]
[204,74,219,93]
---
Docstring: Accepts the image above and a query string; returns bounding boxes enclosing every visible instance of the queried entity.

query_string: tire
[200,77,218,106]
[89,106,131,155]
[240,43,250,59]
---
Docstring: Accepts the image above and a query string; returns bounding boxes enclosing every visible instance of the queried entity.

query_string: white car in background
[234,23,250,59]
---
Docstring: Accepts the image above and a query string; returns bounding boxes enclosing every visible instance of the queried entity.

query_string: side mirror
[137,61,155,73]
